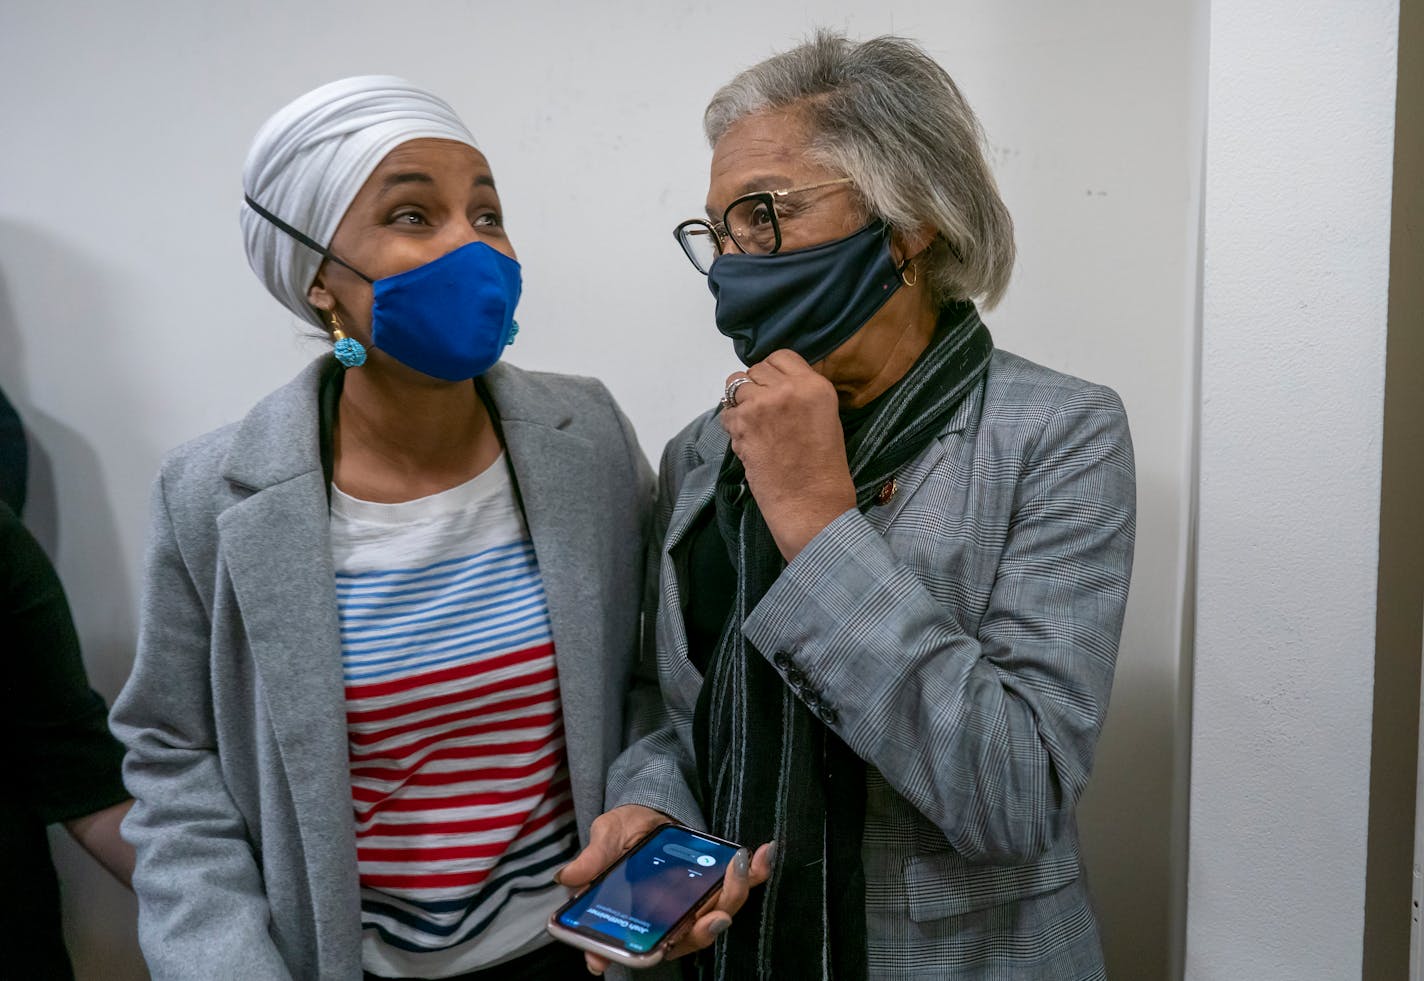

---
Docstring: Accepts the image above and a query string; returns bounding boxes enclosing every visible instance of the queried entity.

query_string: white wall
[1186,2,1399,978]
[0,2,1200,977]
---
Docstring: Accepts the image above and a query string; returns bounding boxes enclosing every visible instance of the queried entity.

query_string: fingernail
[709,916,731,937]
[765,841,779,866]
[733,849,750,878]
[587,960,603,975]
[553,864,566,885]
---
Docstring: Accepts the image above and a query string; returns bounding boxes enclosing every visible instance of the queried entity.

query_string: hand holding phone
[552,806,773,971]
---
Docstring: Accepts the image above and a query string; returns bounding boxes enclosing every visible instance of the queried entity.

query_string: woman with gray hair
[111,76,663,980]
[562,32,1135,980]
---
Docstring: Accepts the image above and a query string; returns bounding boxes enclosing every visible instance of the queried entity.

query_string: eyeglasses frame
[673,176,855,274]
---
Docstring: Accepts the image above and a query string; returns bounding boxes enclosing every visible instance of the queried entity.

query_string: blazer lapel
[216,360,357,885]
[218,474,352,813]
[482,364,607,830]
[864,378,986,533]
[651,414,729,696]
[664,416,729,557]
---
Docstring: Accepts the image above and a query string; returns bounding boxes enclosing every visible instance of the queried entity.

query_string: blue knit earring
[328,311,367,368]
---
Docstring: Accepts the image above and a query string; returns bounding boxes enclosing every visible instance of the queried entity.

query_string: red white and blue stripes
[330,461,575,975]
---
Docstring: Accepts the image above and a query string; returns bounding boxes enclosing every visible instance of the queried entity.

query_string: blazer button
[772,651,792,670]
[786,666,807,686]
[818,703,839,726]
[800,688,821,710]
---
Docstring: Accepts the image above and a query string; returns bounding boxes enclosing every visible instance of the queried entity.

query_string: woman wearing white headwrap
[110,76,708,981]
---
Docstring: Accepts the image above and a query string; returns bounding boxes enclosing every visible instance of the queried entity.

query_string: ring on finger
[721,377,753,410]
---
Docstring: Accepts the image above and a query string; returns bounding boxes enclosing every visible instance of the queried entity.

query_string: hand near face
[721,350,857,561]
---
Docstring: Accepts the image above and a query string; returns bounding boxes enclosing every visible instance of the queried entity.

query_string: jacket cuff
[606,758,707,832]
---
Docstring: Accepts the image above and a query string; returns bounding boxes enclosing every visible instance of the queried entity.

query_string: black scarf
[693,301,993,980]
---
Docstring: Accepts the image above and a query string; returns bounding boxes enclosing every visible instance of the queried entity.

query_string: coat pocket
[903,845,1081,922]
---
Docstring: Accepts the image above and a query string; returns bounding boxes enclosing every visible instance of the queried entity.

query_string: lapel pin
[875,478,898,506]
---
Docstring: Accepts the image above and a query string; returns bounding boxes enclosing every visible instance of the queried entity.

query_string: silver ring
[721,377,753,410]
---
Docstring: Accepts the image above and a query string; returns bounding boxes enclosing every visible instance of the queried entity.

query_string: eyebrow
[380,171,435,192]
[377,172,497,194]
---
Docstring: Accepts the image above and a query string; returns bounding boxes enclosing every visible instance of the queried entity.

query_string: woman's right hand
[556,804,775,975]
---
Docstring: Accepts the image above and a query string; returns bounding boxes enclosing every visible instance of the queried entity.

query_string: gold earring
[901,261,918,288]
[328,310,367,368]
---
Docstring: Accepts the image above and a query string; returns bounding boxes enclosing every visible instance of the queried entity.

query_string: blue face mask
[245,196,521,381]
[364,241,521,381]
[706,219,904,366]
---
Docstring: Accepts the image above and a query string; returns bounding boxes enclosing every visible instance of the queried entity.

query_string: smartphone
[547,823,742,968]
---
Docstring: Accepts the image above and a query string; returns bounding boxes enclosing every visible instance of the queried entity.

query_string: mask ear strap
[244,195,374,284]
[896,232,965,287]
[924,230,965,264]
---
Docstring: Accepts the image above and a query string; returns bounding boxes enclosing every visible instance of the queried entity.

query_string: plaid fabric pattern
[700,306,992,981]
[607,349,1135,980]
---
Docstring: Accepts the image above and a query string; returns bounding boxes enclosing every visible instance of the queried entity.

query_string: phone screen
[555,825,740,954]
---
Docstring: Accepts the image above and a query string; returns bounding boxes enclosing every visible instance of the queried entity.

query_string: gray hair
[705,31,1015,309]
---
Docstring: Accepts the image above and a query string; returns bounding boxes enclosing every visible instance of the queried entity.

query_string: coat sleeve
[4,502,130,823]
[109,469,292,981]
[603,429,707,830]
[741,385,1136,864]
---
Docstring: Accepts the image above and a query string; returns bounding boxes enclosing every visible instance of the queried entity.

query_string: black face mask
[706,219,904,366]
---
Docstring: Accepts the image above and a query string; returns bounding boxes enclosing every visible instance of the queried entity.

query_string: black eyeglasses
[672,177,855,275]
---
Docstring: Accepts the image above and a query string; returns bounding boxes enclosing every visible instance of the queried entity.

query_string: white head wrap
[240,75,478,327]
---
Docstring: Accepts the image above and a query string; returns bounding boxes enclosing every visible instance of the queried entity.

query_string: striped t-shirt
[330,456,576,978]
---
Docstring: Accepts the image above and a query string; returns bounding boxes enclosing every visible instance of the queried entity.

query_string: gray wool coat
[110,357,657,980]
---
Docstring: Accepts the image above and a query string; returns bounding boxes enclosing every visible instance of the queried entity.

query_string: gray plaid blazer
[607,349,1135,980]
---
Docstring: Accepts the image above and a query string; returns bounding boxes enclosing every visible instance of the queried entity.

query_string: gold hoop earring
[328,310,367,368]
[901,261,918,288]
